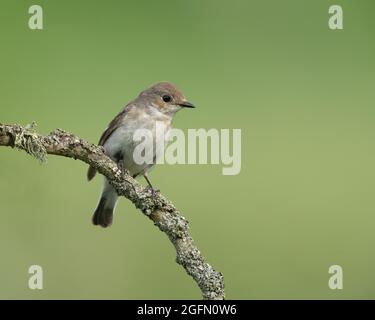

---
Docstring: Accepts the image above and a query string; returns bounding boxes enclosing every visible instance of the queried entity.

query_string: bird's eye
[162,95,172,103]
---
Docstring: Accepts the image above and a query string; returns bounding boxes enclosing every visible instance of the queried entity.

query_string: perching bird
[87,82,195,227]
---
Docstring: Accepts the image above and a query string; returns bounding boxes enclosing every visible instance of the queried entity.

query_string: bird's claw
[117,162,124,173]
[145,185,160,199]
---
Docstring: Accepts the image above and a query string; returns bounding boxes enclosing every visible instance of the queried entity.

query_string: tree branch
[0,123,225,300]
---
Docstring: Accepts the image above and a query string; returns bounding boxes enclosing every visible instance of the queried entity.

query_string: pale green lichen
[14,122,47,163]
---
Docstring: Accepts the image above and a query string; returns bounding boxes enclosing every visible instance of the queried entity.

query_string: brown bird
[87,82,195,227]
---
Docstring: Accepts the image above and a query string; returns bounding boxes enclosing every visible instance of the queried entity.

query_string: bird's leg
[114,152,124,173]
[143,173,160,198]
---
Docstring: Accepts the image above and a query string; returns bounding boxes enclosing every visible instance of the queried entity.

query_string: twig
[0,123,225,299]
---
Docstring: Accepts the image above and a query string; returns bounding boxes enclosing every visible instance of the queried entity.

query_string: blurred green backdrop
[0,0,374,299]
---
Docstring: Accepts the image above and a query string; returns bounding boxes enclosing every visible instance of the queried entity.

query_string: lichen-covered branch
[0,123,225,300]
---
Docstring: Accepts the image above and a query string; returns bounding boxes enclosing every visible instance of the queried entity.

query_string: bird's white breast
[104,107,172,176]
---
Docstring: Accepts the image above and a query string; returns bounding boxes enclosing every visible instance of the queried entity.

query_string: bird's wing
[87,104,133,181]
[98,107,129,146]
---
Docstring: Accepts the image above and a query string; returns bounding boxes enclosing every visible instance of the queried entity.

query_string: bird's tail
[92,180,118,228]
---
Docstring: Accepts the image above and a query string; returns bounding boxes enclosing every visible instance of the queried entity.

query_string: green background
[0,0,374,299]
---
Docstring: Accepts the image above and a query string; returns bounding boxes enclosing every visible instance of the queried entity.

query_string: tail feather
[92,197,114,228]
[87,166,97,181]
[92,180,118,228]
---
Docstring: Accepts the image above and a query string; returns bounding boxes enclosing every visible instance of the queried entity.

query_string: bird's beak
[179,101,195,108]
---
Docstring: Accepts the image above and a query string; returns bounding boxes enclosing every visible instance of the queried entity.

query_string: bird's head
[139,82,195,116]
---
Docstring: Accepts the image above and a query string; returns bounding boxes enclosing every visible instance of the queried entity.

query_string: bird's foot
[117,162,124,173]
[117,162,130,178]
[145,185,160,199]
